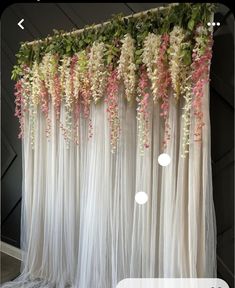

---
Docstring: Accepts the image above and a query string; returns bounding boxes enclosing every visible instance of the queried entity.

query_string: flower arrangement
[106,67,120,153]
[136,65,150,155]
[169,26,191,101]
[12,3,215,155]
[89,41,107,103]
[14,79,24,139]
[117,34,136,102]
[142,33,161,102]
[192,25,213,142]
[181,71,193,157]
[168,27,194,157]
[157,34,171,149]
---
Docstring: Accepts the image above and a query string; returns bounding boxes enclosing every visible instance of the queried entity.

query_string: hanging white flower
[73,52,83,100]
[142,33,161,102]
[63,56,74,143]
[41,53,60,105]
[181,69,192,158]
[193,25,210,59]
[117,34,136,102]
[28,61,41,147]
[41,53,51,93]
[31,61,41,107]
[64,56,72,103]
[59,55,71,99]
[21,66,31,113]
[169,26,189,101]
[89,41,107,103]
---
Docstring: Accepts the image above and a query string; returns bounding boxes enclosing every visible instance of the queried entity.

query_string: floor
[0,251,21,284]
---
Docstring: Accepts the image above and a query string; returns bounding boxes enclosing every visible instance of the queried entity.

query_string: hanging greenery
[12,3,215,155]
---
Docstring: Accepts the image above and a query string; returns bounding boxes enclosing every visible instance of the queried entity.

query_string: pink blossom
[156,33,171,148]
[105,67,120,153]
[137,65,150,152]
[53,73,61,120]
[192,28,213,141]
[40,80,51,137]
[14,80,24,138]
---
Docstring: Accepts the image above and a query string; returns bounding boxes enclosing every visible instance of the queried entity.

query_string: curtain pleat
[1,85,216,288]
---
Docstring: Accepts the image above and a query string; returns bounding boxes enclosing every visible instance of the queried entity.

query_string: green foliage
[12,3,216,80]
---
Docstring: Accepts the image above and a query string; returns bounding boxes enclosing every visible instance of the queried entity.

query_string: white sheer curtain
[1,84,216,288]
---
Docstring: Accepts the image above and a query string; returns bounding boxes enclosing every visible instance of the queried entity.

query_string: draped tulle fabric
[1,85,216,288]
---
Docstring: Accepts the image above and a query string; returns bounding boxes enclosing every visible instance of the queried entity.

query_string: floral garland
[169,26,191,101]
[181,70,193,157]
[39,77,51,138]
[142,33,161,102]
[192,25,213,142]
[14,79,24,139]
[73,53,82,145]
[12,4,215,155]
[136,65,150,155]
[89,42,107,103]
[63,55,74,144]
[78,51,93,139]
[168,27,195,157]
[106,67,120,153]
[157,34,172,149]
[30,61,42,146]
[117,34,136,102]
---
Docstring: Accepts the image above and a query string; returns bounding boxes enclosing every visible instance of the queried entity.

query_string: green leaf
[66,45,71,53]
[182,50,192,66]
[135,49,143,56]
[188,19,195,31]
[107,54,113,64]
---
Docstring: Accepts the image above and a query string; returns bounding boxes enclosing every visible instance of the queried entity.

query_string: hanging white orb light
[158,153,171,166]
[135,191,148,205]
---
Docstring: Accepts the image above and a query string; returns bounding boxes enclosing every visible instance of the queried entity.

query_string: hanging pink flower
[73,99,80,145]
[192,25,213,142]
[105,66,120,153]
[156,33,171,149]
[53,73,62,120]
[137,65,150,155]
[75,50,93,140]
[70,55,81,144]
[81,72,93,139]
[40,80,51,138]
[70,55,77,98]
[14,79,24,139]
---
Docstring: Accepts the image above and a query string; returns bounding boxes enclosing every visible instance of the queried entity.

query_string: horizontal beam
[25,3,179,46]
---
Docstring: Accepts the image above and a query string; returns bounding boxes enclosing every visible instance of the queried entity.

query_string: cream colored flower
[117,34,136,102]
[142,33,161,102]
[89,41,107,103]
[181,70,192,158]
[169,26,190,101]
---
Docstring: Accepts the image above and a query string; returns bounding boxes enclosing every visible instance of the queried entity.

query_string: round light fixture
[158,153,171,166]
[135,191,148,205]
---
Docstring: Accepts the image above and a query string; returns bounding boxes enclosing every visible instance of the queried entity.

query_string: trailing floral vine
[79,51,93,139]
[136,65,150,155]
[106,67,120,153]
[117,34,136,102]
[12,3,215,156]
[89,41,107,103]
[142,33,161,102]
[181,70,193,158]
[192,25,213,142]
[157,34,172,149]
[14,79,24,139]
[169,26,192,101]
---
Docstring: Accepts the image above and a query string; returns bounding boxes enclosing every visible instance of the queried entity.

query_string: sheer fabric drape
[1,85,216,288]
